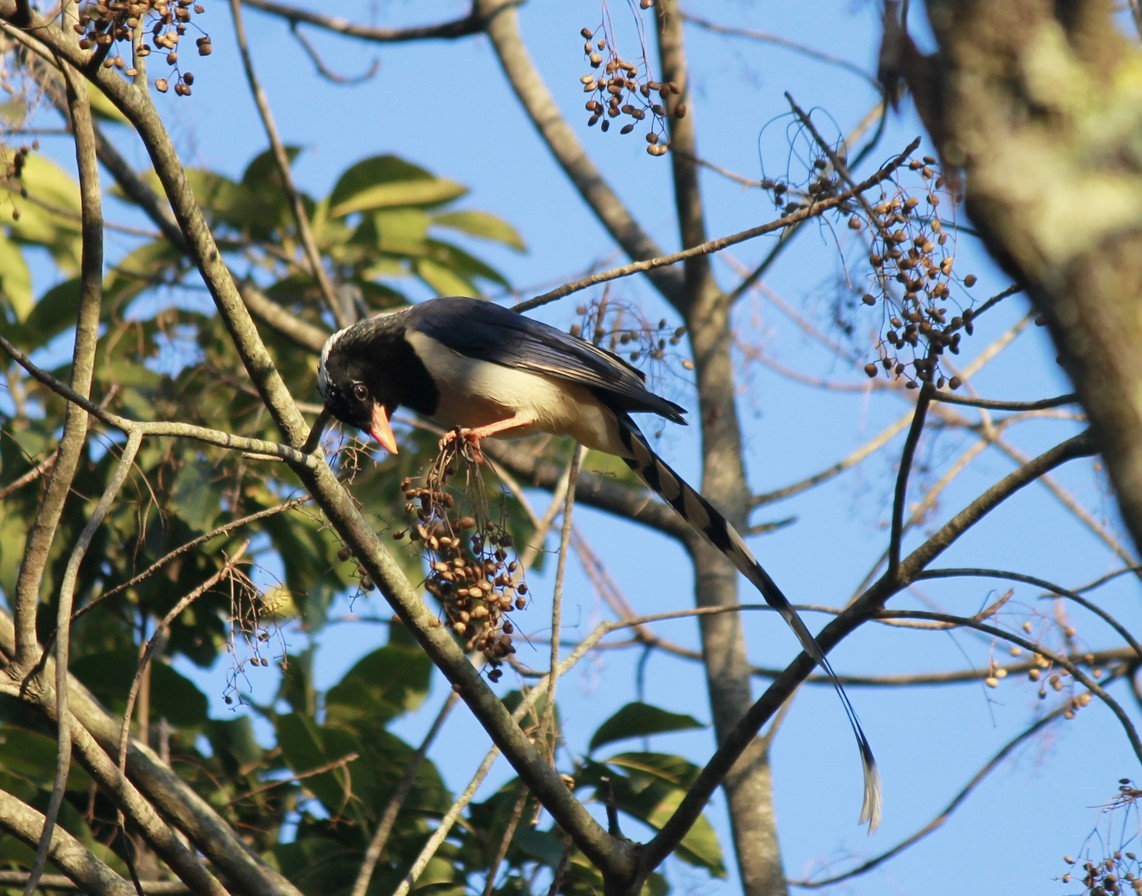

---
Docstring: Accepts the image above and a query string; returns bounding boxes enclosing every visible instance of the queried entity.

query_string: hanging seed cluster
[2,143,33,220]
[1061,791,1142,896]
[390,445,528,682]
[762,153,845,215]
[577,22,684,156]
[74,0,212,95]
[569,304,688,368]
[991,615,1104,720]
[856,157,978,390]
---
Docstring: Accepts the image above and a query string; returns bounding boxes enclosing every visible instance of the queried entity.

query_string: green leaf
[4,154,82,270]
[325,641,432,727]
[414,256,475,296]
[277,713,363,818]
[588,701,705,752]
[240,145,303,190]
[0,234,32,322]
[70,651,210,728]
[0,728,91,791]
[371,208,432,256]
[593,752,725,875]
[432,210,526,251]
[329,154,467,218]
[17,277,81,346]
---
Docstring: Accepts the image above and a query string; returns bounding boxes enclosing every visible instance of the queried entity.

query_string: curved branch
[241,0,481,42]
[515,137,921,312]
[0,788,134,896]
[881,608,1142,761]
[888,383,933,579]
[916,567,1142,659]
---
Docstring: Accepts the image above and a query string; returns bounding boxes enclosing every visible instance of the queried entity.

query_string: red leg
[440,414,535,462]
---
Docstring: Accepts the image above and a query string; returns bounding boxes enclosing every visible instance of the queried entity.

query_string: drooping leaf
[588,701,705,753]
[0,234,33,322]
[432,210,526,251]
[329,154,467,218]
[325,640,432,727]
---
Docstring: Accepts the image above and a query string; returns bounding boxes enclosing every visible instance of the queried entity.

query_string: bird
[316,295,881,831]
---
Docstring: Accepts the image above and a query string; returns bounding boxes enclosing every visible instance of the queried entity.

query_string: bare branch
[888,383,933,579]
[350,693,461,896]
[0,788,134,896]
[682,12,880,88]
[515,137,921,313]
[241,0,480,42]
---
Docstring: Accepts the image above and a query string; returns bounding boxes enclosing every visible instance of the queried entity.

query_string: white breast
[405,330,627,456]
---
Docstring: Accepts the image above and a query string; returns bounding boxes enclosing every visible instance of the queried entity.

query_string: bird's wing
[405,297,686,423]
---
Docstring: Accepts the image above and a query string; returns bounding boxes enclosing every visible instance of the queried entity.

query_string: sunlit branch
[516,137,922,313]
[24,57,107,896]
[241,0,480,42]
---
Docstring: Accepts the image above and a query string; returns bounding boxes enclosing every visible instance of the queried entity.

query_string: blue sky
[16,1,1142,893]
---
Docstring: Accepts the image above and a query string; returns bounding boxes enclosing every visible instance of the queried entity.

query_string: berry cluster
[1061,786,1142,896]
[393,443,528,682]
[2,143,33,219]
[73,0,211,95]
[855,157,978,389]
[569,303,689,367]
[578,23,684,156]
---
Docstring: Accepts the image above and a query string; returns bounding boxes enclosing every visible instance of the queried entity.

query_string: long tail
[616,416,882,832]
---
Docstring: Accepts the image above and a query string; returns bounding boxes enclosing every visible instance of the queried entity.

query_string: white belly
[406,330,627,456]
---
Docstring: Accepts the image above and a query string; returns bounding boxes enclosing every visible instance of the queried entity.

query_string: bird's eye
[352,382,369,402]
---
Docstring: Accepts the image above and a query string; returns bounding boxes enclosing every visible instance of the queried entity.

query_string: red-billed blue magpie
[316,295,881,830]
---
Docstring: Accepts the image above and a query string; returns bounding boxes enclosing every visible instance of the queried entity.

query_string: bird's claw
[440,427,486,464]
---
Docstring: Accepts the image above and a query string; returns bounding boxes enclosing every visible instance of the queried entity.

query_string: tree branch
[515,136,921,313]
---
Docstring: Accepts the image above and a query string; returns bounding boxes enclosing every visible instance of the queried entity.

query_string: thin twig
[515,137,922,313]
[350,692,461,896]
[791,701,1072,887]
[229,0,346,327]
[119,543,248,777]
[241,0,481,41]
[0,333,317,467]
[542,446,584,762]
[888,384,933,580]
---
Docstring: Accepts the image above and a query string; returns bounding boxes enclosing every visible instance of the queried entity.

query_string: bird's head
[317,321,401,454]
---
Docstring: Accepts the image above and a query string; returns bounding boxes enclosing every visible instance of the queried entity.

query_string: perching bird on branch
[315,295,881,831]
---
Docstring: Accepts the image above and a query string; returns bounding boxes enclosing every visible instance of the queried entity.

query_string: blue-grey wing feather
[406,297,686,423]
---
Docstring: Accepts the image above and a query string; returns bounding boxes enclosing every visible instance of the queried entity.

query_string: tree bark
[900,0,1142,552]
